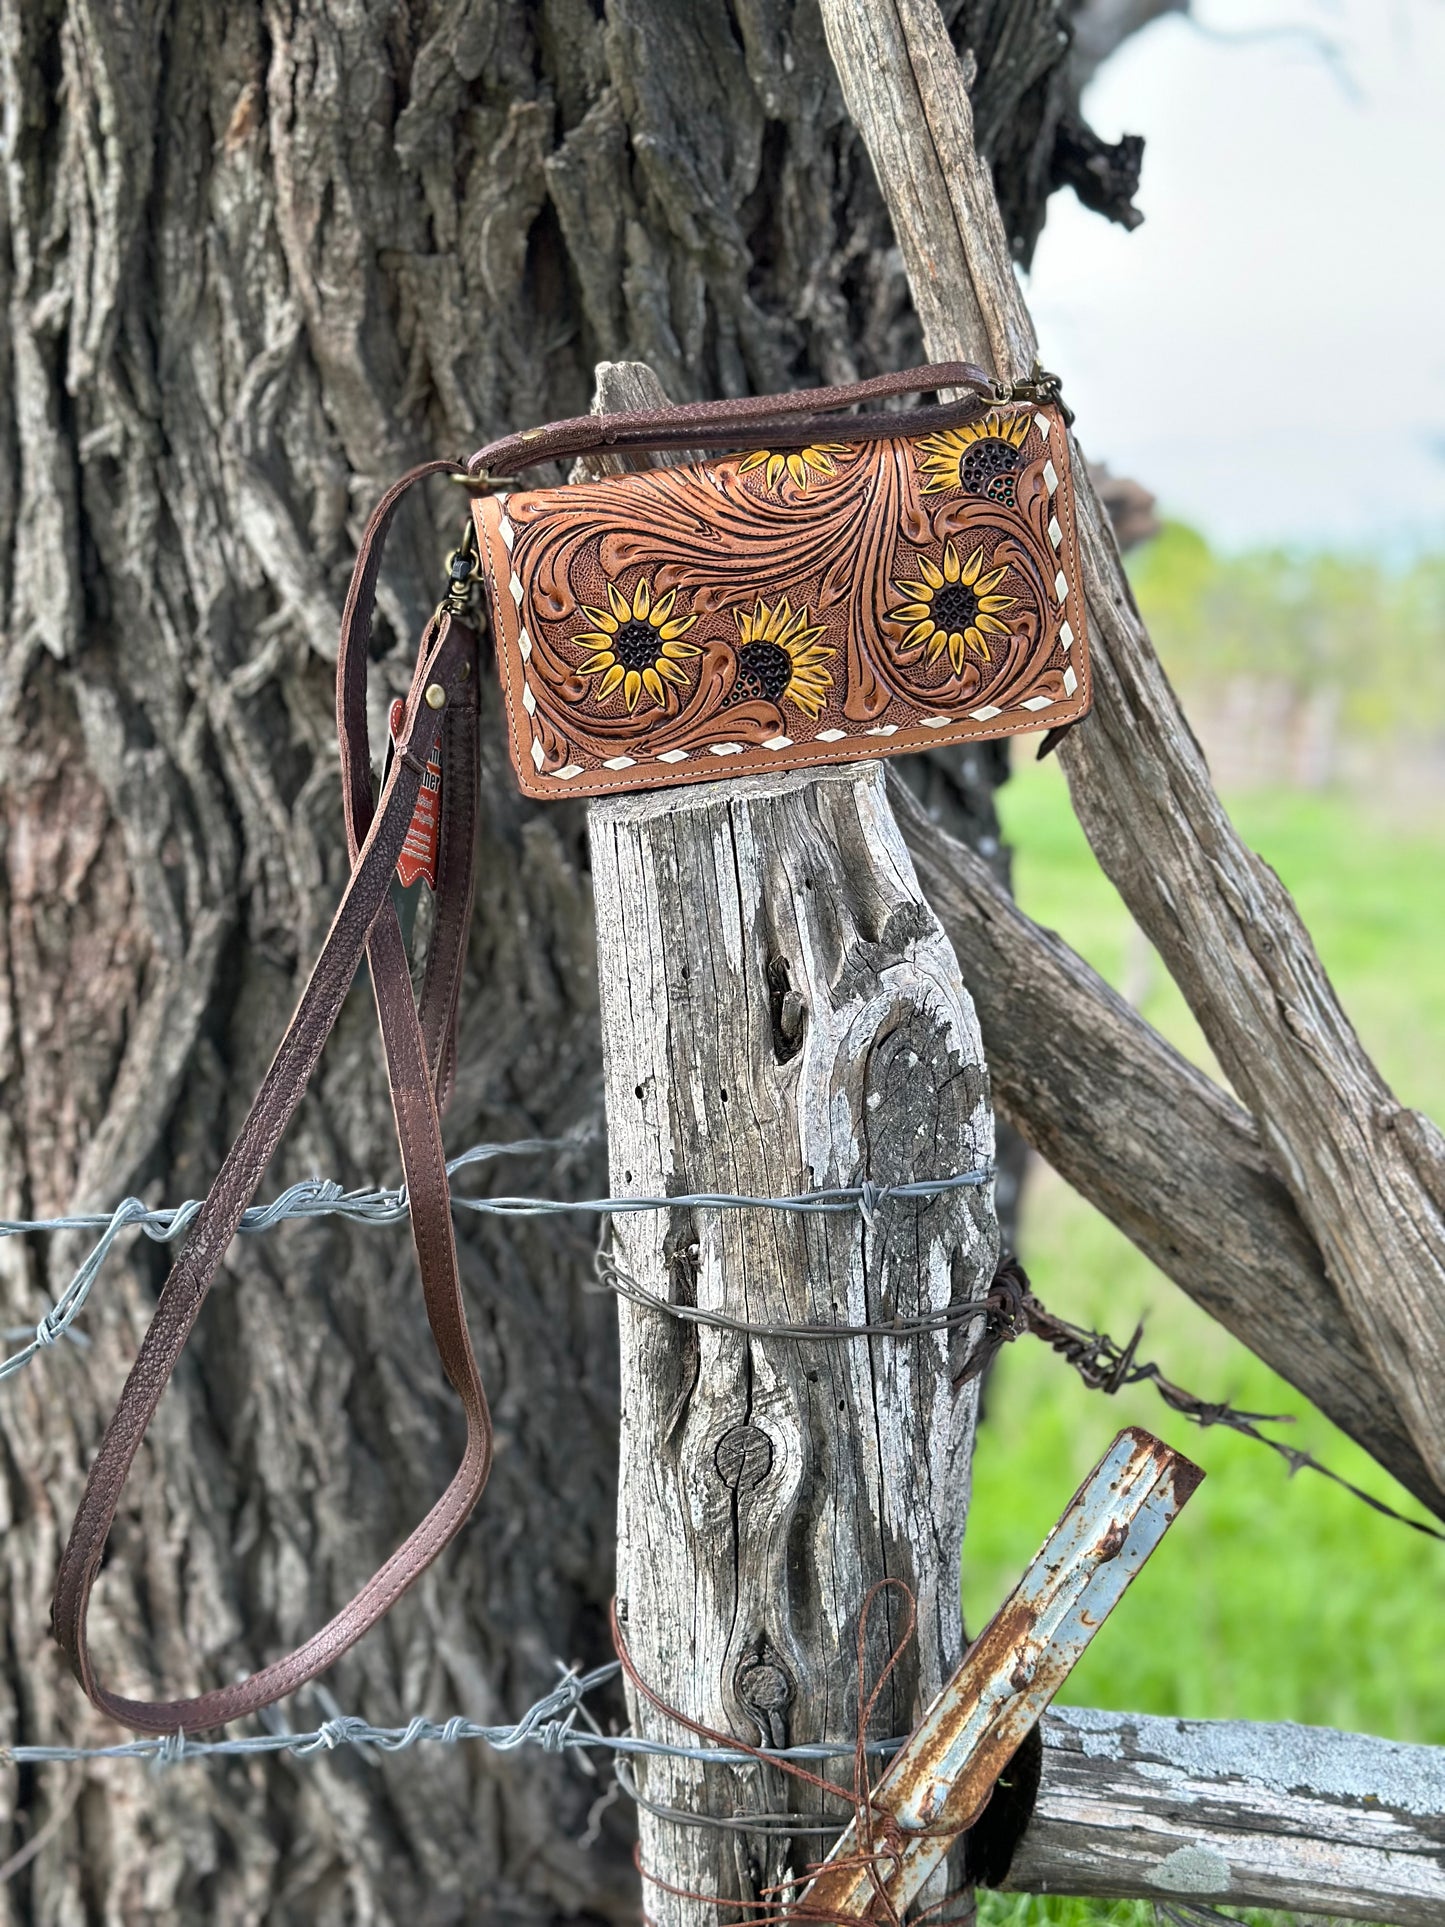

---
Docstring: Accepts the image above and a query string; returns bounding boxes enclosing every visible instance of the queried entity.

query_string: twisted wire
[0,1144,991,1384]
[4,1661,908,1772]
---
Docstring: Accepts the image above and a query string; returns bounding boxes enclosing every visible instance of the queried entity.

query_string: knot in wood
[714,1422,773,1490]
[736,1659,792,1714]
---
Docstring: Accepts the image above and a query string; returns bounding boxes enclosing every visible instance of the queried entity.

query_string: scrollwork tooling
[475,404,1088,797]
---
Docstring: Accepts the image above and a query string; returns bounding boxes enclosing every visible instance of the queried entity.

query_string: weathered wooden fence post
[584,362,998,1920]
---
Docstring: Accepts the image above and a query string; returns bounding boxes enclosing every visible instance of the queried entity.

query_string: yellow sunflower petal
[656,657,688,685]
[738,450,769,473]
[632,577,651,620]
[574,632,616,652]
[642,667,665,706]
[975,567,1009,595]
[578,653,617,675]
[658,613,697,640]
[786,454,808,487]
[902,622,935,648]
[623,670,642,711]
[598,664,625,699]
[960,545,984,586]
[919,557,945,589]
[660,636,700,659]
[975,613,1010,636]
[652,587,677,622]
[891,602,931,623]
[965,627,992,662]
[943,542,962,582]
[607,581,630,622]
[766,454,786,489]
[925,631,949,663]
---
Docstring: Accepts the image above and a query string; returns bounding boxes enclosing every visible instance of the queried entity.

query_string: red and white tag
[388,698,442,890]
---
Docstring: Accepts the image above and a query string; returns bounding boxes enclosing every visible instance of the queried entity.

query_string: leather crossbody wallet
[52,362,1090,1732]
[471,361,1089,795]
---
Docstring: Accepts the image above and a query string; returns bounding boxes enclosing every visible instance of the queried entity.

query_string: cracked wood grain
[821,0,1445,1489]
[590,360,997,1925]
[1008,1707,1445,1925]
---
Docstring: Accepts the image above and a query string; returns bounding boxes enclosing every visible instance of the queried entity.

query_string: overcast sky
[1025,0,1445,551]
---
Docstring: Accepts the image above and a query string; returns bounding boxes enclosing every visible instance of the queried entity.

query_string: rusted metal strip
[797,1426,1203,1921]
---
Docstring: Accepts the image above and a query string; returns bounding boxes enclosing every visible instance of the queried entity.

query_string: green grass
[976,1902,1347,1927]
[960,752,1445,1921]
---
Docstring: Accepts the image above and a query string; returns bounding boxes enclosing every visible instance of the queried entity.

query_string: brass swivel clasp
[437,522,481,622]
[990,360,1074,426]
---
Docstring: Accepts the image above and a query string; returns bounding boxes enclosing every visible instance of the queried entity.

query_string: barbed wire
[594,1250,1445,1541]
[4,1130,1440,1785]
[3,1660,908,1773]
[0,1142,992,1384]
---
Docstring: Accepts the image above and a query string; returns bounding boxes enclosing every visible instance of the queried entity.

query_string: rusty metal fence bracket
[798,1426,1203,1920]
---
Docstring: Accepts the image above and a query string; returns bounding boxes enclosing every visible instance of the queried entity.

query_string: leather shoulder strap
[53,464,492,1733]
[466,359,997,478]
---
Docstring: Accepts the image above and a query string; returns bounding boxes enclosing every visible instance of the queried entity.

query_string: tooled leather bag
[53,361,1090,1732]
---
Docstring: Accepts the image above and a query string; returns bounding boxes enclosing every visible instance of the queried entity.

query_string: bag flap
[474,403,1089,799]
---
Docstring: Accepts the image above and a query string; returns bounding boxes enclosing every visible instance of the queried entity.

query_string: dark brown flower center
[960,437,1021,492]
[732,639,793,703]
[612,619,663,670]
[931,582,980,633]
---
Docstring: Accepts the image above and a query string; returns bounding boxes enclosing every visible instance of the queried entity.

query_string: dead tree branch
[822,0,1445,1490]
[891,776,1445,1519]
[1002,1706,1445,1925]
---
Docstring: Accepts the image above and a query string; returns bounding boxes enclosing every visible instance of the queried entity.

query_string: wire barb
[4,1661,915,1773]
[0,1141,989,1383]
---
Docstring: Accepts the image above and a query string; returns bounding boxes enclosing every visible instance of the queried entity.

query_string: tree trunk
[0,2,1150,1918]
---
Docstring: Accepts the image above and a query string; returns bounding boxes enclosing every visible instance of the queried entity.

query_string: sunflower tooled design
[916,410,1031,507]
[890,541,1015,674]
[726,597,834,718]
[737,443,849,491]
[575,577,700,712]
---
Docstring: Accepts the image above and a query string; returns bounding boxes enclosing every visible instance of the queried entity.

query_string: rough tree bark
[0,3,1143,1921]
